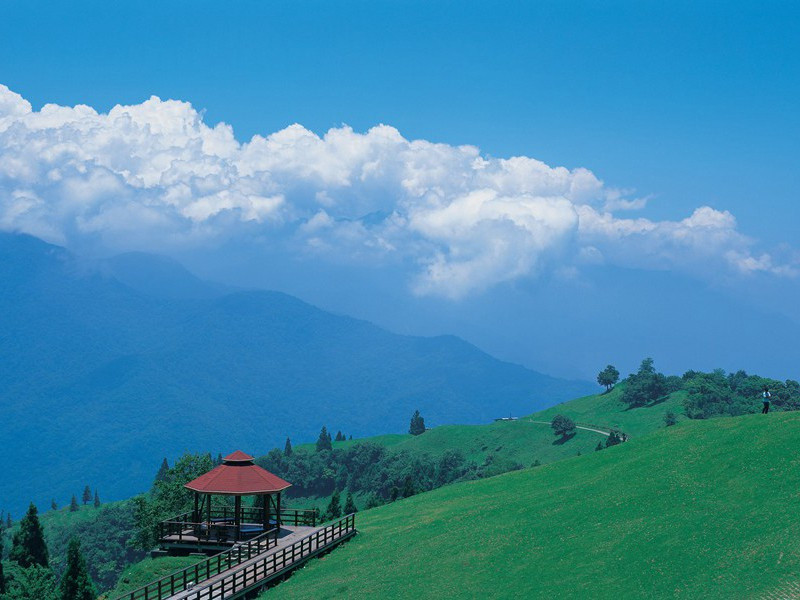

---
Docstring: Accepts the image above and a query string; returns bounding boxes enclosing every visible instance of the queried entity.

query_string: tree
[81,486,91,506]
[621,357,673,408]
[50,499,57,511]
[69,496,79,513]
[664,412,677,427]
[595,441,604,451]
[325,490,341,521]
[364,493,382,509]
[597,365,620,391]
[93,491,101,509]
[316,426,333,452]
[343,492,357,515]
[9,503,49,568]
[154,458,169,484]
[0,539,6,595]
[402,476,416,498]
[58,537,96,600]
[284,437,293,457]
[551,415,576,438]
[409,410,426,436]
[5,514,11,528]
[606,431,623,447]
[132,452,214,550]
[5,565,57,600]
[335,431,344,442]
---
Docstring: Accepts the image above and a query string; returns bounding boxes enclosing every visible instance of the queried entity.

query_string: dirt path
[529,420,612,437]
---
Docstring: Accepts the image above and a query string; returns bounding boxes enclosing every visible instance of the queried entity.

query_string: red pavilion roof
[184,450,291,495]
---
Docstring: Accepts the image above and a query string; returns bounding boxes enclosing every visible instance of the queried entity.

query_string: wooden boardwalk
[115,515,356,600]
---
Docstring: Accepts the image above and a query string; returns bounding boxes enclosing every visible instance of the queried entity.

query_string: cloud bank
[0,85,792,298]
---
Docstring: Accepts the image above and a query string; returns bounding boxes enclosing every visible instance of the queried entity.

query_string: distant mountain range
[0,232,593,515]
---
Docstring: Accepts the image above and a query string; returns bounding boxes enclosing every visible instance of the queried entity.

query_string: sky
[1,1,798,379]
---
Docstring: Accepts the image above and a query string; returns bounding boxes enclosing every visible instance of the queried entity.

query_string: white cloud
[0,84,793,297]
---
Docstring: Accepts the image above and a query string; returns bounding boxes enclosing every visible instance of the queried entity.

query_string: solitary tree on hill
[81,486,91,506]
[93,491,101,509]
[606,430,623,447]
[50,499,57,511]
[284,437,293,457]
[551,415,576,439]
[597,365,620,392]
[316,426,333,452]
[409,410,426,435]
[325,490,342,521]
[343,492,357,515]
[9,503,49,568]
[59,537,96,600]
[69,495,79,513]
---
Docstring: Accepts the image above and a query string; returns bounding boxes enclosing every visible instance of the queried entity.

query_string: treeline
[613,358,799,419]
[258,430,522,509]
[0,504,97,600]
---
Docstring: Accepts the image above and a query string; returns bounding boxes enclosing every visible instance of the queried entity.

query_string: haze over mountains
[0,232,593,515]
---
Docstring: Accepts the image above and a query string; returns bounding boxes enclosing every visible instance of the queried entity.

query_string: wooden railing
[114,528,279,600]
[157,508,317,544]
[178,514,356,600]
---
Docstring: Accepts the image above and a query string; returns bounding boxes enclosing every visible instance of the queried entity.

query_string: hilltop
[261,412,800,599]
[0,232,592,515]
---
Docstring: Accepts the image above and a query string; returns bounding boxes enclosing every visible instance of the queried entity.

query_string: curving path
[528,419,615,437]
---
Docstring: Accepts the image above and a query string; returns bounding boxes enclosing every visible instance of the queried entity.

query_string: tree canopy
[551,415,576,438]
[597,365,620,391]
[316,426,333,452]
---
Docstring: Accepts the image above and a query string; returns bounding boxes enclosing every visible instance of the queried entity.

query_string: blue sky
[1,1,798,378]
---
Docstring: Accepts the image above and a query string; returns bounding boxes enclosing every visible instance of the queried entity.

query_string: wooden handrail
[114,527,279,600]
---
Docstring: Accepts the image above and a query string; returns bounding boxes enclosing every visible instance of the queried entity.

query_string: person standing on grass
[762,387,772,414]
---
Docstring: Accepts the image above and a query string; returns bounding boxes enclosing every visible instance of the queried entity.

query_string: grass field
[261,412,800,599]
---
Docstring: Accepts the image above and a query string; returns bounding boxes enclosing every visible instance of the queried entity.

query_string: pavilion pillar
[234,496,242,540]
[276,492,282,528]
[193,492,199,522]
[262,494,268,530]
[206,494,211,539]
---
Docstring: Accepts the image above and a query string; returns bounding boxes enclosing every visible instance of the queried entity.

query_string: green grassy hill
[262,412,800,599]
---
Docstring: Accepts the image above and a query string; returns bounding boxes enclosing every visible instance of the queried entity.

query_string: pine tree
[93,491,100,509]
[325,490,341,521]
[9,503,49,568]
[81,486,91,505]
[284,437,293,457]
[595,441,604,451]
[343,492,357,515]
[316,426,333,452]
[154,458,170,483]
[335,431,344,442]
[69,495,79,512]
[215,453,223,467]
[58,537,96,600]
[50,499,58,511]
[409,410,426,435]
[0,538,6,595]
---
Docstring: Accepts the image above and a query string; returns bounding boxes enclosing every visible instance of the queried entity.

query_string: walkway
[529,419,613,436]
[166,515,355,600]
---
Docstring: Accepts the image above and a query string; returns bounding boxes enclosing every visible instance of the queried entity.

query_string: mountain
[262,412,800,599]
[0,232,593,516]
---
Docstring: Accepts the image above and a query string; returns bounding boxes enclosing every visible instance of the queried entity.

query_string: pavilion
[158,450,314,551]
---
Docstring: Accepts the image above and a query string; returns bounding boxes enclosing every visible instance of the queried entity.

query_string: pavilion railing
[158,508,317,544]
[174,514,356,600]
[114,527,279,600]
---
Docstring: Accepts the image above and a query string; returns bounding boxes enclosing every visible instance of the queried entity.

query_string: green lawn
[262,412,800,599]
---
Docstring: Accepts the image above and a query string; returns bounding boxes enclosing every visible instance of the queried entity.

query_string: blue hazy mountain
[0,232,593,515]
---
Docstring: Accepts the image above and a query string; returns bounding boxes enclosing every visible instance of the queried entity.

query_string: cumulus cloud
[0,84,793,298]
